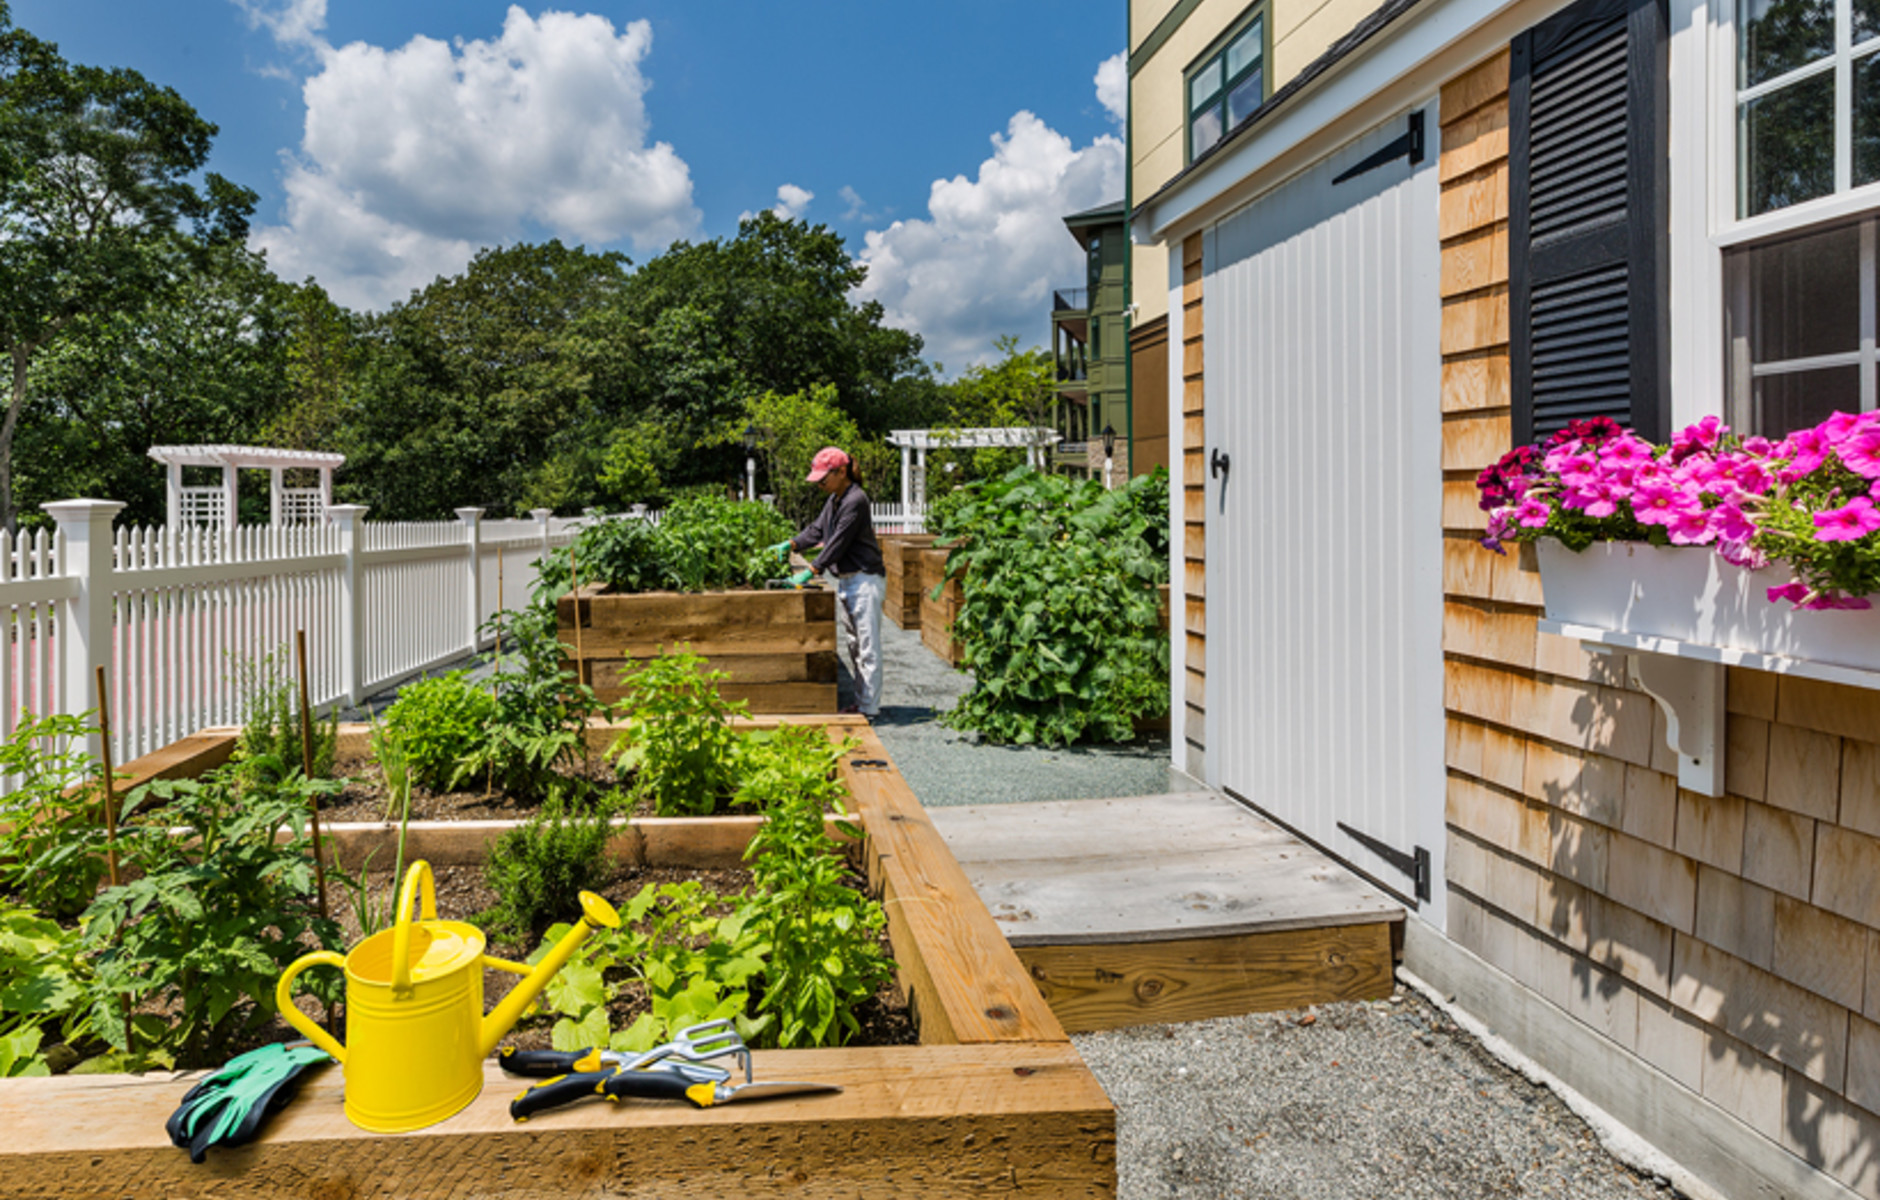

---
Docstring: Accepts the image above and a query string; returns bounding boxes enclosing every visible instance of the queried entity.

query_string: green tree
[926,336,1056,501]
[21,242,291,526]
[337,241,632,518]
[718,385,895,526]
[0,4,256,529]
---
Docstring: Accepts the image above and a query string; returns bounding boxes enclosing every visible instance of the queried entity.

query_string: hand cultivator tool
[500,1018,840,1121]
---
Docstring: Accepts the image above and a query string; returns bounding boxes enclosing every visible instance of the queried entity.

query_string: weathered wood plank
[589,652,837,687]
[1018,923,1396,1032]
[1439,98,1509,183]
[1439,162,1510,241]
[1441,223,1509,298]
[1442,412,1514,472]
[1442,350,1512,414]
[575,625,838,658]
[1441,50,1511,124]
[1440,286,1510,356]
[560,587,836,630]
[0,1043,1114,1200]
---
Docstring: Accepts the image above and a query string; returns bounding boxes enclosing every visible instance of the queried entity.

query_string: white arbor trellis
[147,445,345,528]
[885,427,1062,509]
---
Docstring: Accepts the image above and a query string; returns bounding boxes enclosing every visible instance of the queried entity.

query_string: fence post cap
[325,503,370,521]
[530,508,554,521]
[41,499,128,523]
[454,506,485,523]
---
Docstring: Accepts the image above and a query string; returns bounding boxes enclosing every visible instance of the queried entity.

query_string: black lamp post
[1101,424,1117,490]
[742,424,757,502]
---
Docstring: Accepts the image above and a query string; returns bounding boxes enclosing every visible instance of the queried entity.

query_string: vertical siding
[1202,105,1446,912]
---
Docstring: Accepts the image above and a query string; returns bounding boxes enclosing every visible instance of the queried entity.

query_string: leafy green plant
[939,466,1171,746]
[479,790,618,938]
[82,766,347,1065]
[528,495,794,615]
[339,718,417,938]
[234,647,337,779]
[605,649,748,815]
[0,904,96,1076]
[454,617,602,801]
[737,724,889,1049]
[538,881,770,1053]
[0,711,112,920]
[379,671,496,792]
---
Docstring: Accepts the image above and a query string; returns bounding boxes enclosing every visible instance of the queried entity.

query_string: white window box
[1535,539,1880,796]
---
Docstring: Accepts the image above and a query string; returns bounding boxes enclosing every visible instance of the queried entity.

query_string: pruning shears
[498,1018,840,1121]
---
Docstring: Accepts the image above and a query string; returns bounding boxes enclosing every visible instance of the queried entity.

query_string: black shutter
[1510,0,1669,446]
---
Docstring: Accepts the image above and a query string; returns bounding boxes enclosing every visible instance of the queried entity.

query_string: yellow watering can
[276,859,620,1133]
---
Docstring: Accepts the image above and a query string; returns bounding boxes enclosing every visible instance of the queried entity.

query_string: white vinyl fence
[0,497,920,782]
[0,502,587,777]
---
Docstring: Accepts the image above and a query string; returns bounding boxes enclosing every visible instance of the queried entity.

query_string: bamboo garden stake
[569,544,585,685]
[295,630,330,922]
[93,666,133,1053]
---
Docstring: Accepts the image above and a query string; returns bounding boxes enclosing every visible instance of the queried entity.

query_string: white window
[1735,0,1880,217]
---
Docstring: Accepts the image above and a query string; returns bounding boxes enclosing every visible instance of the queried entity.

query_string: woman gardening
[770,447,885,718]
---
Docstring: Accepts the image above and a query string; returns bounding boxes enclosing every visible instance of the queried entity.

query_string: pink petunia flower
[1709,502,1757,543]
[1514,498,1553,528]
[1666,507,1717,545]
[1802,593,1875,611]
[1718,538,1769,570]
[1839,430,1880,480]
[1814,495,1880,541]
[1630,481,1697,527]
[1767,582,1811,606]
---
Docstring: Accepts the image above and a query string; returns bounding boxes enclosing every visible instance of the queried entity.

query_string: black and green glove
[767,540,794,561]
[166,1042,332,1163]
[787,568,815,588]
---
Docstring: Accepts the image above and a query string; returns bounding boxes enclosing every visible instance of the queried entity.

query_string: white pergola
[147,445,345,528]
[885,427,1062,508]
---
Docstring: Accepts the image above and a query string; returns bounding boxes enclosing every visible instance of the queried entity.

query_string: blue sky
[14,0,1127,369]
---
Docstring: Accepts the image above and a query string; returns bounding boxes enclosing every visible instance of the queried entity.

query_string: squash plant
[939,465,1170,746]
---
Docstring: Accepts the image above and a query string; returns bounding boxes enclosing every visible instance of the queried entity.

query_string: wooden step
[930,793,1403,1031]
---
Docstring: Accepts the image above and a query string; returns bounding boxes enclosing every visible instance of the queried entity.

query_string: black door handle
[1211,448,1230,479]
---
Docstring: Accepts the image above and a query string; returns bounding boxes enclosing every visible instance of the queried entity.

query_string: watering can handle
[391,860,438,996]
[275,951,348,1063]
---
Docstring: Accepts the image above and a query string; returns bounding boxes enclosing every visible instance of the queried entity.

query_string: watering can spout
[478,891,621,1057]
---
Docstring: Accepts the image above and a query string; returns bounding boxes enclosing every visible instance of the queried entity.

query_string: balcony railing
[1052,287,1088,312]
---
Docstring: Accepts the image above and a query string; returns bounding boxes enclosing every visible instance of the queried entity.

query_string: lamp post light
[1101,424,1117,491]
[742,424,757,502]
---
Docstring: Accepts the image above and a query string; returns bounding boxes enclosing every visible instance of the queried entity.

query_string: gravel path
[857,617,1194,806]
[1076,988,1676,1199]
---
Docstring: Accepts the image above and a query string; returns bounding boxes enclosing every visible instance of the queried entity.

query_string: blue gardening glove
[767,540,793,561]
[166,1042,332,1163]
[787,568,814,588]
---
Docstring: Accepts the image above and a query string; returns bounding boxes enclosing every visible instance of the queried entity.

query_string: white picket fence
[0,502,588,779]
[0,497,921,785]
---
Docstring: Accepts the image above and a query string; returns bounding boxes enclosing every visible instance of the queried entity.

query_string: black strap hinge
[1336,821,1431,903]
[1331,111,1425,185]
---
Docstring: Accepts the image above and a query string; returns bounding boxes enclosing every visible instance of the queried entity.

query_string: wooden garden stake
[93,666,133,1054]
[295,630,330,922]
[569,544,585,686]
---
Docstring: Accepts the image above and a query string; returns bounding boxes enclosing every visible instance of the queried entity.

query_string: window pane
[1227,69,1264,128]
[1859,0,1880,46]
[1190,60,1222,110]
[1752,366,1861,436]
[1739,0,1834,87]
[1226,21,1263,80]
[1736,221,1861,361]
[1740,73,1836,216]
[1858,50,1880,186]
[1192,105,1224,157]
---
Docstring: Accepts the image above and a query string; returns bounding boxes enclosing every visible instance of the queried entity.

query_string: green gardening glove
[767,540,793,561]
[787,568,814,588]
[166,1042,332,1163]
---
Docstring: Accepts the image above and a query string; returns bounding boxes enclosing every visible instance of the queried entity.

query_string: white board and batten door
[1202,99,1448,929]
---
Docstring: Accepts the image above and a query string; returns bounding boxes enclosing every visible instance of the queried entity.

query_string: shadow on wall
[1530,684,1877,1192]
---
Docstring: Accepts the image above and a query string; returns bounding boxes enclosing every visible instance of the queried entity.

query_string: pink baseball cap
[806,447,851,482]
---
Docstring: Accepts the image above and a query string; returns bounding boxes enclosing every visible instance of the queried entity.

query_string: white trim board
[1403,918,1867,1200]
[1139,0,1580,242]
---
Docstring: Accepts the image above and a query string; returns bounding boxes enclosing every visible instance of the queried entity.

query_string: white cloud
[244,4,700,310]
[748,183,814,224]
[1095,52,1127,127]
[839,186,868,221]
[854,104,1123,372]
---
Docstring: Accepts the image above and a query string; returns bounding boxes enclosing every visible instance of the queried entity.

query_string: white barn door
[1204,101,1447,927]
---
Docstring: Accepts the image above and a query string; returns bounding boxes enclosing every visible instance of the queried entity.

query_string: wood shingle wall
[1182,233,1207,776]
[1438,51,1880,1193]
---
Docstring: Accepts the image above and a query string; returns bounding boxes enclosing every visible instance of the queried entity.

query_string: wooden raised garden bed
[918,547,965,668]
[0,717,1116,1198]
[881,534,937,630]
[558,584,838,714]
